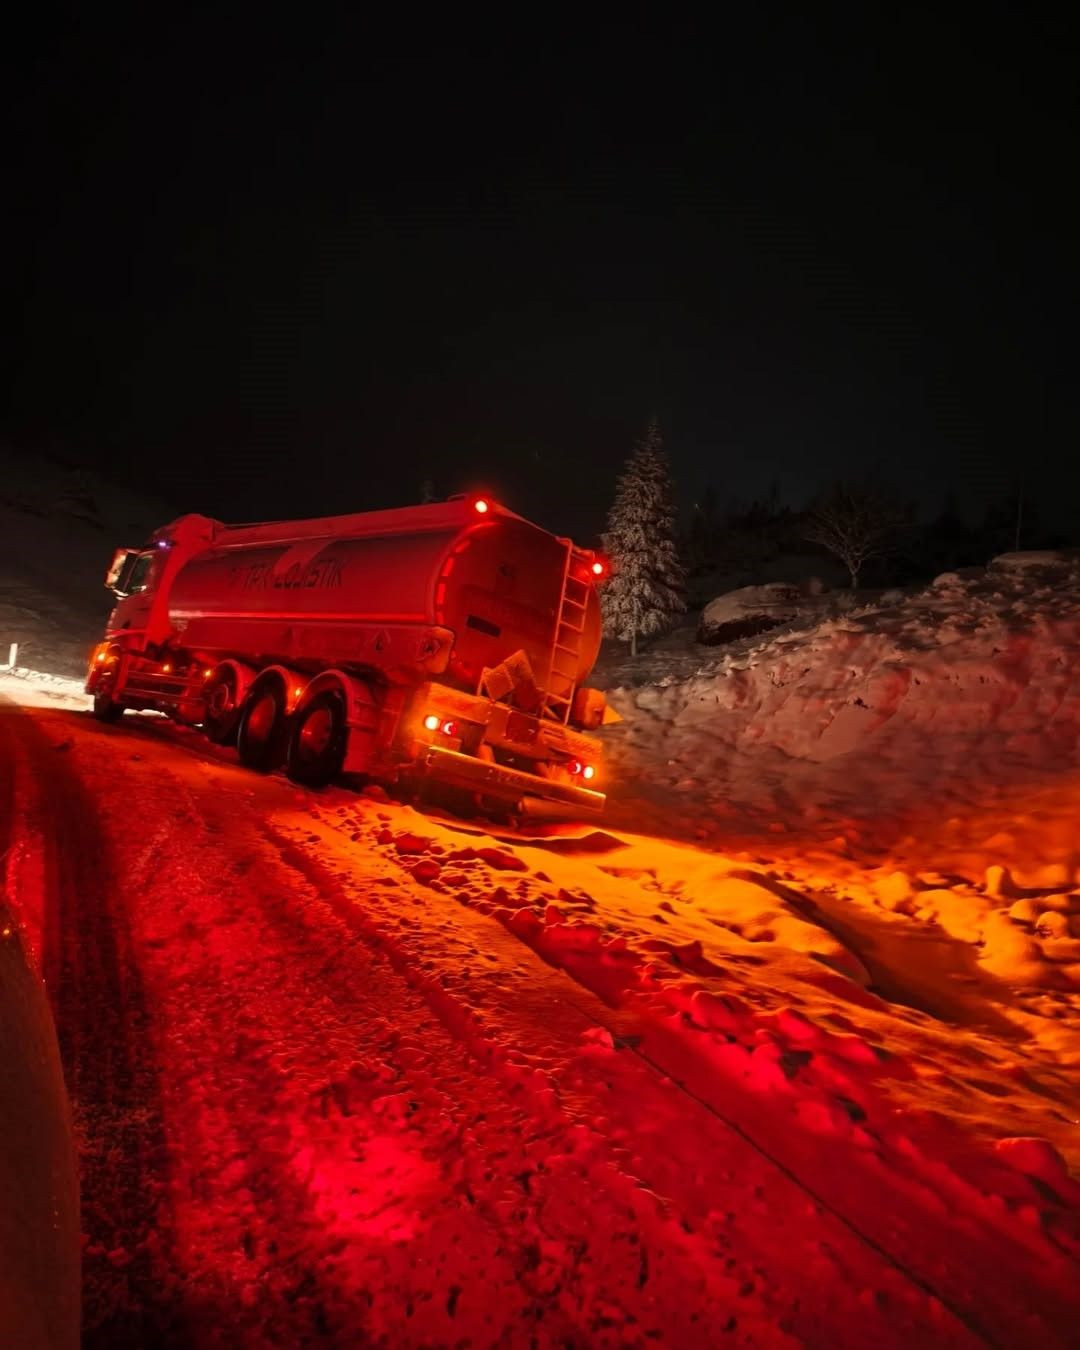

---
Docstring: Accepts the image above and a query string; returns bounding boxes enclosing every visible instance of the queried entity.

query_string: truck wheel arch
[293,670,380,775]
[209,659,258,709]
[201,660,257,743]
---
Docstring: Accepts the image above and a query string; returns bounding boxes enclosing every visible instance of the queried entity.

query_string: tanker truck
[85,495,612,814]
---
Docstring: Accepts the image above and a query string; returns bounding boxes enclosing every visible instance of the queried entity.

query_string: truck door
[106,548,161,637]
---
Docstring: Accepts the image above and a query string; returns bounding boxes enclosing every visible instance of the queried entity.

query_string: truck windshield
[120,552,156,594]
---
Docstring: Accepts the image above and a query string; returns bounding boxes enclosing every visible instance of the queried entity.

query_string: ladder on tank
[540,542,591,723]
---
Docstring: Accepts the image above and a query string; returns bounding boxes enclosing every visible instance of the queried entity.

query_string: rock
[696,584,806,646]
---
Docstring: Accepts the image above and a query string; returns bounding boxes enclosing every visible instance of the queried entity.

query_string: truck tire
[236,682,288,773]
[92,692,125,723]
[286,691,347,788]
[202,670,240,745]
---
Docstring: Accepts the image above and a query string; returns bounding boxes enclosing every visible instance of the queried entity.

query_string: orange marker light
[474,498,490,513]
[162,663,171,673]
[423,714,440,731]
[582,764,596,781]
[293,687,302,698]
[96,650,107,662]
[203,669,213,678]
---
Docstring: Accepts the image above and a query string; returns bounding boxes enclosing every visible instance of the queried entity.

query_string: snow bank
[0,668,90,711]
[602,552,1080,1022]
[608,551,1080,772]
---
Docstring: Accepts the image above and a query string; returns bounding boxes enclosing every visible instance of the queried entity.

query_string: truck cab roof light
[473,498,490,514]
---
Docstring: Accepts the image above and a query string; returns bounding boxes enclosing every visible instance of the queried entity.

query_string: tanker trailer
[86,496,612,814]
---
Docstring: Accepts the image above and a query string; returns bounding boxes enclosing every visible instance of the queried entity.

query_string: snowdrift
[608,551,1080,777]
[603,552,1080,1009]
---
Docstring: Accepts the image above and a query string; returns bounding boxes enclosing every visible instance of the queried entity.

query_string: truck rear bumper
[419,746,605,814]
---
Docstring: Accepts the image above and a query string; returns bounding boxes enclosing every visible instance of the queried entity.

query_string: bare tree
[804,484,904,588]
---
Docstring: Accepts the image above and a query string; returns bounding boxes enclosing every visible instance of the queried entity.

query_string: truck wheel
[203,671,240,745]
[286,692,346,788]
[92,692,125,723]
[236,682,288,773]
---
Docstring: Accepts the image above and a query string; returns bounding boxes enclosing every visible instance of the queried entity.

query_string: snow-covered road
[1,688,1078,1348]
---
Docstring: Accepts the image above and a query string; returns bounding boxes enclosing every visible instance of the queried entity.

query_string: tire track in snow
[0,702,184,1348]
[478,873,1080,1350]
[266,808,993,1349]
[11,702,1073,1346]
[73,720,955,1346]
[181,785,778,1345]
[307,804,1080,1350]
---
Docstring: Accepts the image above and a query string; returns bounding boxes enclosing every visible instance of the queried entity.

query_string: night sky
[4,12,1075,543]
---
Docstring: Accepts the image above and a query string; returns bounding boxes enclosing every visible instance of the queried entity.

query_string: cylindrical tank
[165,503,603,691]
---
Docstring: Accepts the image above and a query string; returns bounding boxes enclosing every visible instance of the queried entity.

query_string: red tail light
[474,498,490,514]
[567,760,597,781]
[591,560,605,577]
[441,720,458,736]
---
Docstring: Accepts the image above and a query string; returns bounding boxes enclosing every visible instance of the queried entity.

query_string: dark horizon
[4,12,1075,544]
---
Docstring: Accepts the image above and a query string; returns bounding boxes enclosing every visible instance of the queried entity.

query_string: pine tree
[601,419,686,656]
